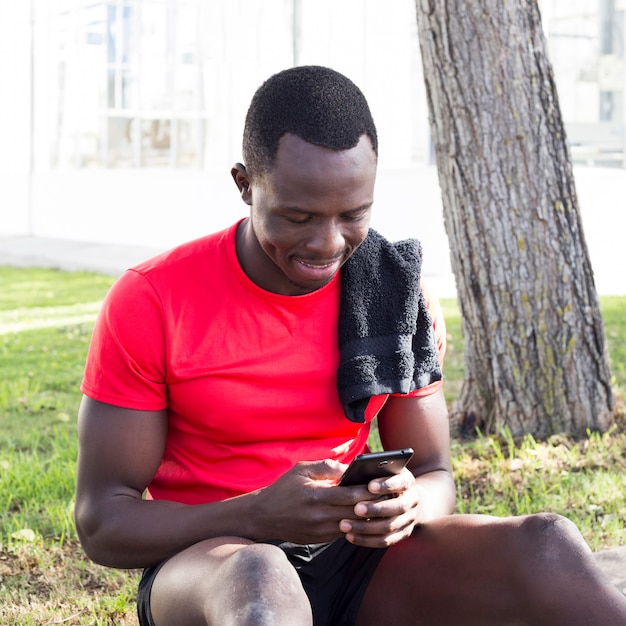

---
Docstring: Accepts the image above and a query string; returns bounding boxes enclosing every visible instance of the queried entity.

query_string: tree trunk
[414,0,614,437]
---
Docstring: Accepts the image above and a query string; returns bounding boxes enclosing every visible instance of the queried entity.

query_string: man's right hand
[252,459,383,545]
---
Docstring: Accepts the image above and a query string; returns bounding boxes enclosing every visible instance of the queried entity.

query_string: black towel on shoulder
[337,229,442,423]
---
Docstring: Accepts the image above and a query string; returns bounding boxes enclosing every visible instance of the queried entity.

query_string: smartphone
[338,448,414,486]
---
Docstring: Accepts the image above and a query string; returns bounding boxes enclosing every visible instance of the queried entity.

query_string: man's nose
[304,221,345,257]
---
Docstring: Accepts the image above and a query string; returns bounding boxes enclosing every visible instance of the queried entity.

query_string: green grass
[602,297,626,395]
[0,268,140,625]
[451,426,626,549]
[0,267,114,311]
[0,266,624,624]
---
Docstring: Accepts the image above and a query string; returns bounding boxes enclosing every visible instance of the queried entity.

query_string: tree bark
[414,0,614,437]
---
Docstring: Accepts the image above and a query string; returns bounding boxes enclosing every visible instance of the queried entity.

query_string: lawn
[0,267,624,624]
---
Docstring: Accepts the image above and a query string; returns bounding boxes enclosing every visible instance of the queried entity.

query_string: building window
[545,0,625,167]
[33,0,208,169]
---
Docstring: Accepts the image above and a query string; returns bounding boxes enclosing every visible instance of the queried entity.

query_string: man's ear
[231,163,253,206]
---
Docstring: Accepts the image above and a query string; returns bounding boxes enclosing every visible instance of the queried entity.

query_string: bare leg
[150,537,312,626]
[357,513,626,626]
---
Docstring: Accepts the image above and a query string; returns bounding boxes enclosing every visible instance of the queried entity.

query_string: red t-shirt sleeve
[81,269,168,411]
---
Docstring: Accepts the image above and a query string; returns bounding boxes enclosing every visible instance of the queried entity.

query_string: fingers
[355,488,418,523]
[339,510,417,548]
[294,460,382,507]
[338,478,421,548]
[366,468,415,495]
[276,461,418,547]
[296,458,346,483]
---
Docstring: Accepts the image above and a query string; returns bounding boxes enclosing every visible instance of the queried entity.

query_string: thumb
[295,459,346,482]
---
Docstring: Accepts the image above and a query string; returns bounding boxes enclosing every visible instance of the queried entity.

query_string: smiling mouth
[294,256,343,281]
[297,251,346,267]
[298,259,338,269]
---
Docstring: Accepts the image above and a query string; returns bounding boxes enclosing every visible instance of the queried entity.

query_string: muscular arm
[75,397,219,568]
[75,397,354,569]
[378,388,456,522]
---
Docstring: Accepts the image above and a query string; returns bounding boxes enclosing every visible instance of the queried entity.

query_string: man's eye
[343,211,367,222]
[285,215,310,224]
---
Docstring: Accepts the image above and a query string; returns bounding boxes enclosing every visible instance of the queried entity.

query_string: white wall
[0,3,32,234]
[4,0,433,250]
[30,168,246,248]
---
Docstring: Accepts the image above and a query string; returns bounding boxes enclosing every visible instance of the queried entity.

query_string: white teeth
[300,260,332,269]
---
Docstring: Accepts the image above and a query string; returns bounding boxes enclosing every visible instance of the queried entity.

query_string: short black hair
[242,65,378,178]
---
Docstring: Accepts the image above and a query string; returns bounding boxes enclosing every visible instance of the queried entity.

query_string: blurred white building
[0,0,624,250]
[542,0,625,165]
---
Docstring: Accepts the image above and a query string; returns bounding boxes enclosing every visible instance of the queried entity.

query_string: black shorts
[137,539,387,626]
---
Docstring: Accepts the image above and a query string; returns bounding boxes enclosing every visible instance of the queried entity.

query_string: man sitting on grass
[75,65,626,626]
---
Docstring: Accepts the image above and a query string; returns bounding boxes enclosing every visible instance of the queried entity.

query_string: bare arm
[75,396,218,568]
[75,396,358,569]
[378,388,456,521]
[338,388,456,546]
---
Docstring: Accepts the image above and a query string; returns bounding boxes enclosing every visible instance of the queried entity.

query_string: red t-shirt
[81,221,445,505]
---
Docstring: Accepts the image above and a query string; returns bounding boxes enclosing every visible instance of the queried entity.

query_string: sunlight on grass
[0,267,115,311]
[0,302,103,334]
[451,426,626,550]
[0,540,141,626]
[0,428,77,543]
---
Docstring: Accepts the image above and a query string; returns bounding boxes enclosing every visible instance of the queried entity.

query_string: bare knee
[508,513,626,625]
[519,512,592,566]
[152,541,311,626]
[211,543,311,626]
[514,512,598,600]
[220,543,305,599]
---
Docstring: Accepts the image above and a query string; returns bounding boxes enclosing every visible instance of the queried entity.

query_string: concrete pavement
[0,234,163,278]
[595,546,626,597]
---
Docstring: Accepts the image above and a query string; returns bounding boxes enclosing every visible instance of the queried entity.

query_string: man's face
[234,133,377,296]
